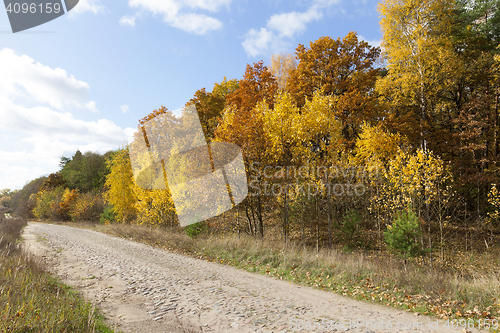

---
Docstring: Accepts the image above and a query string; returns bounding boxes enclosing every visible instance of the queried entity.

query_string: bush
[339,209,362,249]
[69,192,104,222]
[10,177,47,218]
[58,189,79,221]
[0,195,11,209]
[184,221,208,238]
[384,209,423,259]
[32,187,65,220]
[100,205,117,225]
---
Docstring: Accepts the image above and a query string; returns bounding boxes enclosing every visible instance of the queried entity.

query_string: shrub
[184,221,208,238]
[100,205,117,225]
[384,209,423,259]
[9,177,46,218]
[69,192,104,222]
[58,189,79,221]
[339,209,362,249]
[32,187,65,220]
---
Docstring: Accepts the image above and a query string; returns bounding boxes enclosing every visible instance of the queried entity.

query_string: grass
[60,221,500,332]
[0,215,118,333]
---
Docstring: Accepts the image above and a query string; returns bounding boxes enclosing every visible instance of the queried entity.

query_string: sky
[0,0,383,191]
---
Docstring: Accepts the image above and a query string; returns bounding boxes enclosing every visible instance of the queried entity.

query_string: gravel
[23,222,474,333]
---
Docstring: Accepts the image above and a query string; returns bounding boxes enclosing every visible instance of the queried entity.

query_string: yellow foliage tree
[299,89,343,161]
[58,188,79,221]
[128,107,178,228]
[133,186,176,227]
[287,32,381,149]
[385,148,451,212]
[355,123,406,174]
[487,184,500,226]
[377,0,459,151]
[353,123,407,239]
[103,148,137,223]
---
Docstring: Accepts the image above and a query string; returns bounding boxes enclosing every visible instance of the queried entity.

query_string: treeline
[4,151,111,222]
[3,0,500,258]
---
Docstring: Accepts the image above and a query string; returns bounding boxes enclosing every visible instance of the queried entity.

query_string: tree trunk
[284,180,288,243]
[325,174,332,250]
[494,92,499,165]
[316,199,320,253]
[302,200,306,248]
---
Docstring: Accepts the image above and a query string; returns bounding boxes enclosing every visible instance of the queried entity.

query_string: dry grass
[58,220,500,330]
[0,215,117,332]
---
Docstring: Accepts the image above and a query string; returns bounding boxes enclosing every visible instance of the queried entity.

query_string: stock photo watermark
[290,318,499,331]
[247,162,378,199]
[129,105,248,228]
[3,0,79,33]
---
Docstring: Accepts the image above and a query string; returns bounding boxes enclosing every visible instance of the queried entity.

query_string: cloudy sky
[0,0,382,190]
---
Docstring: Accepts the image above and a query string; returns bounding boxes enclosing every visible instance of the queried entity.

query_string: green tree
[60,150,110,193]
[384,209,423,260]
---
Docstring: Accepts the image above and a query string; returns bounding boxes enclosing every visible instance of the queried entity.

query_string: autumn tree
[260,92,300,241]
[212,76,239,98]
[8,177,46,218]
[129,106,178,227]
[449,0,500,205]
[187,77,239,140]
[377,0,460,153]
[287,32,381,149]
[354,123,406,173]
[353,124,407,240]
[296,90,343,248]
[103,148,137,223]
[40,173,66,191]
[32,186,65,220]
[215,61,278,237]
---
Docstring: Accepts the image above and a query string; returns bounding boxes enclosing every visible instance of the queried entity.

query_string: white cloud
[0,97,131,150]
[0,48,134,190]
[267,7,322,38]
[120,14,139,27]
[68,0,106,17]
[242,0,341,57]
[120,105,130,113]
[0,48,96,112]
[86,101,99,113]
[126,0,228,34]
[169,13,223,34]
[358,35,382,48]
[242,28,290,58]
[183,0,231,12]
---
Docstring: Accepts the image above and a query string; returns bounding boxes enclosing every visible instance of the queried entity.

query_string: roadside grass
[59,221,500,332]
[0,216,117,333]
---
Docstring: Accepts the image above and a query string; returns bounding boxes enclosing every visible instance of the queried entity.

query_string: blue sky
[0,0,382,190]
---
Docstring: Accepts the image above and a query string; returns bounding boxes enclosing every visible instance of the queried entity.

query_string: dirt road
[22,222,476,333]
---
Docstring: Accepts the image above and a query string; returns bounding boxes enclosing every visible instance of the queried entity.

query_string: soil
[21,222,477,333]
